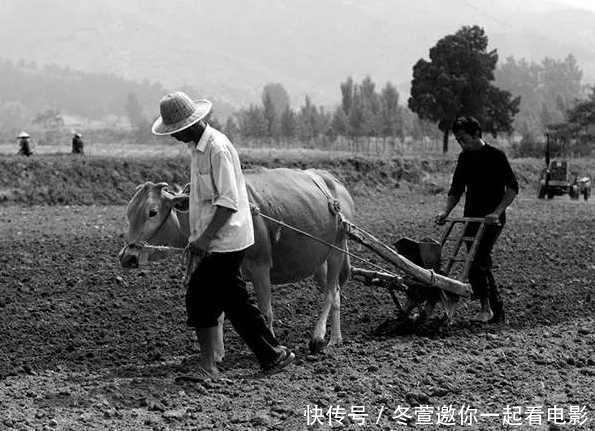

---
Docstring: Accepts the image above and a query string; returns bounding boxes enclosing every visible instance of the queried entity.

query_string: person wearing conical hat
[152,91,295,378]
[72,131,84,154]
[17,131,33,157]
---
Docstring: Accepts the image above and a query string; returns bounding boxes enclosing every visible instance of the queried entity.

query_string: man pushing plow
[435,116,518,323]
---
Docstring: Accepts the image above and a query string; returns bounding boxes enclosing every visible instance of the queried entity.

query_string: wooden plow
[343,217,497,321]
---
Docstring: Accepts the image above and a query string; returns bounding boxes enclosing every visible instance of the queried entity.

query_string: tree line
[221,80,440,146]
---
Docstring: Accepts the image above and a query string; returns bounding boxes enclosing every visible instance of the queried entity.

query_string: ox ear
[161,189,189,212]
[156,182,169,191]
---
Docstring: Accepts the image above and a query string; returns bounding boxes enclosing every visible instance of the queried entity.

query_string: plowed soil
[1,164,594,430]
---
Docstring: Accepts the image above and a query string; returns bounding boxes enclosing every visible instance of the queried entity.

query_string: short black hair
[452,116,482,137]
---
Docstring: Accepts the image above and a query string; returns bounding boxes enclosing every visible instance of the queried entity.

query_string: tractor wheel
[547,191,554,199]
[584,189,590,201]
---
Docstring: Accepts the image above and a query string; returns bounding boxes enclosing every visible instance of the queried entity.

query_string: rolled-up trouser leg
[186,250,281,368]
[217,251,281,368]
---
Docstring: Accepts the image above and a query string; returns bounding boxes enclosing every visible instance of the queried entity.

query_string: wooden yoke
[343,220,472,297]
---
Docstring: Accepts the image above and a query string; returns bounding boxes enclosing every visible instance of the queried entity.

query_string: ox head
[119,182,188,268]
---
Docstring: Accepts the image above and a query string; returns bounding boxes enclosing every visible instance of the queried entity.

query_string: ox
[119,168,355,355]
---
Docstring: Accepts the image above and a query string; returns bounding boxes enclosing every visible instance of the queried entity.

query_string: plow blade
[351,267,405,288]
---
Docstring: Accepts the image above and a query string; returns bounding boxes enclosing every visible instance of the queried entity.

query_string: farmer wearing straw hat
[17,131,33,156]
[152,91,295,378]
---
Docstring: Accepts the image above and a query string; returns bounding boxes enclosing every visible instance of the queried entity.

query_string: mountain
[1,0,593,108]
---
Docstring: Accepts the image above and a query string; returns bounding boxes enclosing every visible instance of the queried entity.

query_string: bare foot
[175,365,220,384]
[472,309,494,323]
[197,362,220,379]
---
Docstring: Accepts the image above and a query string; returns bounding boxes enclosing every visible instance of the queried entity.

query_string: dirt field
[1,175,593,430]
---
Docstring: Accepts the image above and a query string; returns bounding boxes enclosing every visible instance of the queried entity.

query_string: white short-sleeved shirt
[187,125,254,252]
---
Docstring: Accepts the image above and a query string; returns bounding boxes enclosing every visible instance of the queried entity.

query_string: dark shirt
[448,144,519,223]
[72,136,84,154]
[18,139,33,157]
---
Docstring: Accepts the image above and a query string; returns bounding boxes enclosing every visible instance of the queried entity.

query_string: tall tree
[261,83,290,138]
[280,106,297,138]
[359,76,381,136]
[379,82,402,139]
[348,87,365,138]
[262,91,277,138]
[330,107,348,138]
[408,25,519,152]
[340,77,355,116]
[262,83,290,115]
[297,96,318,140]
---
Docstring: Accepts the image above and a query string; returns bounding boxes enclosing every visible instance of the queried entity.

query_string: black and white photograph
[0,1,593,429]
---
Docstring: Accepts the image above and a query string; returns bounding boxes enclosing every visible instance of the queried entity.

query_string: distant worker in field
[152,91,295,378]
[435,116,519,323]
[72,132,84,154]
[17,131,33,156]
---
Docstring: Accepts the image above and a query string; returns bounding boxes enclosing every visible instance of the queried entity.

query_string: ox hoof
[327,338,343,348]
[308,338,328,355]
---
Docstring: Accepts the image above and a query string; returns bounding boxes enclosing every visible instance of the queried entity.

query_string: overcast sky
[557,0,595,11]
[1,0,593,106]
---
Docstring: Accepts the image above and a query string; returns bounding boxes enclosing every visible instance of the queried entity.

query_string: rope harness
[135,173,398,279]
[249,206,397,277]
[249,172,398,277]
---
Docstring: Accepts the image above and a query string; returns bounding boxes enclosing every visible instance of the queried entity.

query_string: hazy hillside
[0,0,593,107]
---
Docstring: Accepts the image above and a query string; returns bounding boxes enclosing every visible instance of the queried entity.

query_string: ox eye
[148,209,158,218]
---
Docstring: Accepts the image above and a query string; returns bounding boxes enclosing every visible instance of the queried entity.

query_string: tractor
[538,128,591,201]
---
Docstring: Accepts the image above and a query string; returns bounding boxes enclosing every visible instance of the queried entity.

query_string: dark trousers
[464,223,504,313]
[18,143,32,156]
[185,249,280,368]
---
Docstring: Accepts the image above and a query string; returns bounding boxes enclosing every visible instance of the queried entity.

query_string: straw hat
[152,91,212,135]
[17,131,30,139]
